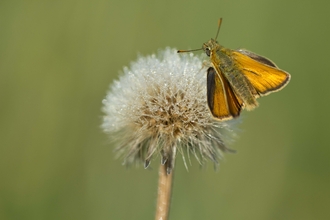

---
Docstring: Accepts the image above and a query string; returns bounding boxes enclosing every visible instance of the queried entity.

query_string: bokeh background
[1,0,330,219]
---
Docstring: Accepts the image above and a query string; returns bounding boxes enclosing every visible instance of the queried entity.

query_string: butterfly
[178,18,290,120]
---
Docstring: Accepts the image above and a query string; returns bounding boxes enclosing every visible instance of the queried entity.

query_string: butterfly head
[203,39,220,57]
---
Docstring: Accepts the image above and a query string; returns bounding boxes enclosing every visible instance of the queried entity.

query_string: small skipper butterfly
[178,18,291,120]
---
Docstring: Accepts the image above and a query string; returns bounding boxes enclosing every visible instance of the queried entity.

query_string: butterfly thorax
[203,39,258,110]
[203,39,234,70]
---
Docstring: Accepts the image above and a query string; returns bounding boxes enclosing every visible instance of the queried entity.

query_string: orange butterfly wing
[207,67,243,120]
[232,49,290,96]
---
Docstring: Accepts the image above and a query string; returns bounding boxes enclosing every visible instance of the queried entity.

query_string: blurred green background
[1,0,330,219]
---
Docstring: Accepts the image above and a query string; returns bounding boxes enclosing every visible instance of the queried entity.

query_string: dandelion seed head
[102,48,237,171]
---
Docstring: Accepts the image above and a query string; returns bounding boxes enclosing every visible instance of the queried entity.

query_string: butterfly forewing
[207,67,242,120]
[232,51,290,96]
[236,49,278,68]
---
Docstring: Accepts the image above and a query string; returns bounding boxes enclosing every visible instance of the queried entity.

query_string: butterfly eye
[205,48,211,56]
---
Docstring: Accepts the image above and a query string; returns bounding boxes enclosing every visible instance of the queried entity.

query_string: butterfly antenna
[214,18,223,41]
[177,48,202,53]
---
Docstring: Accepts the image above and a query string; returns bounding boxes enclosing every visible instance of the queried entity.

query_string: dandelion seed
[102,48,237,172]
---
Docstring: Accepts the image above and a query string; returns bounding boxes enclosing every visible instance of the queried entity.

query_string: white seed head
[102,48,237,171]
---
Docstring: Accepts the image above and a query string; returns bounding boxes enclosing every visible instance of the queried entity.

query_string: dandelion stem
[155,160,174,220]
